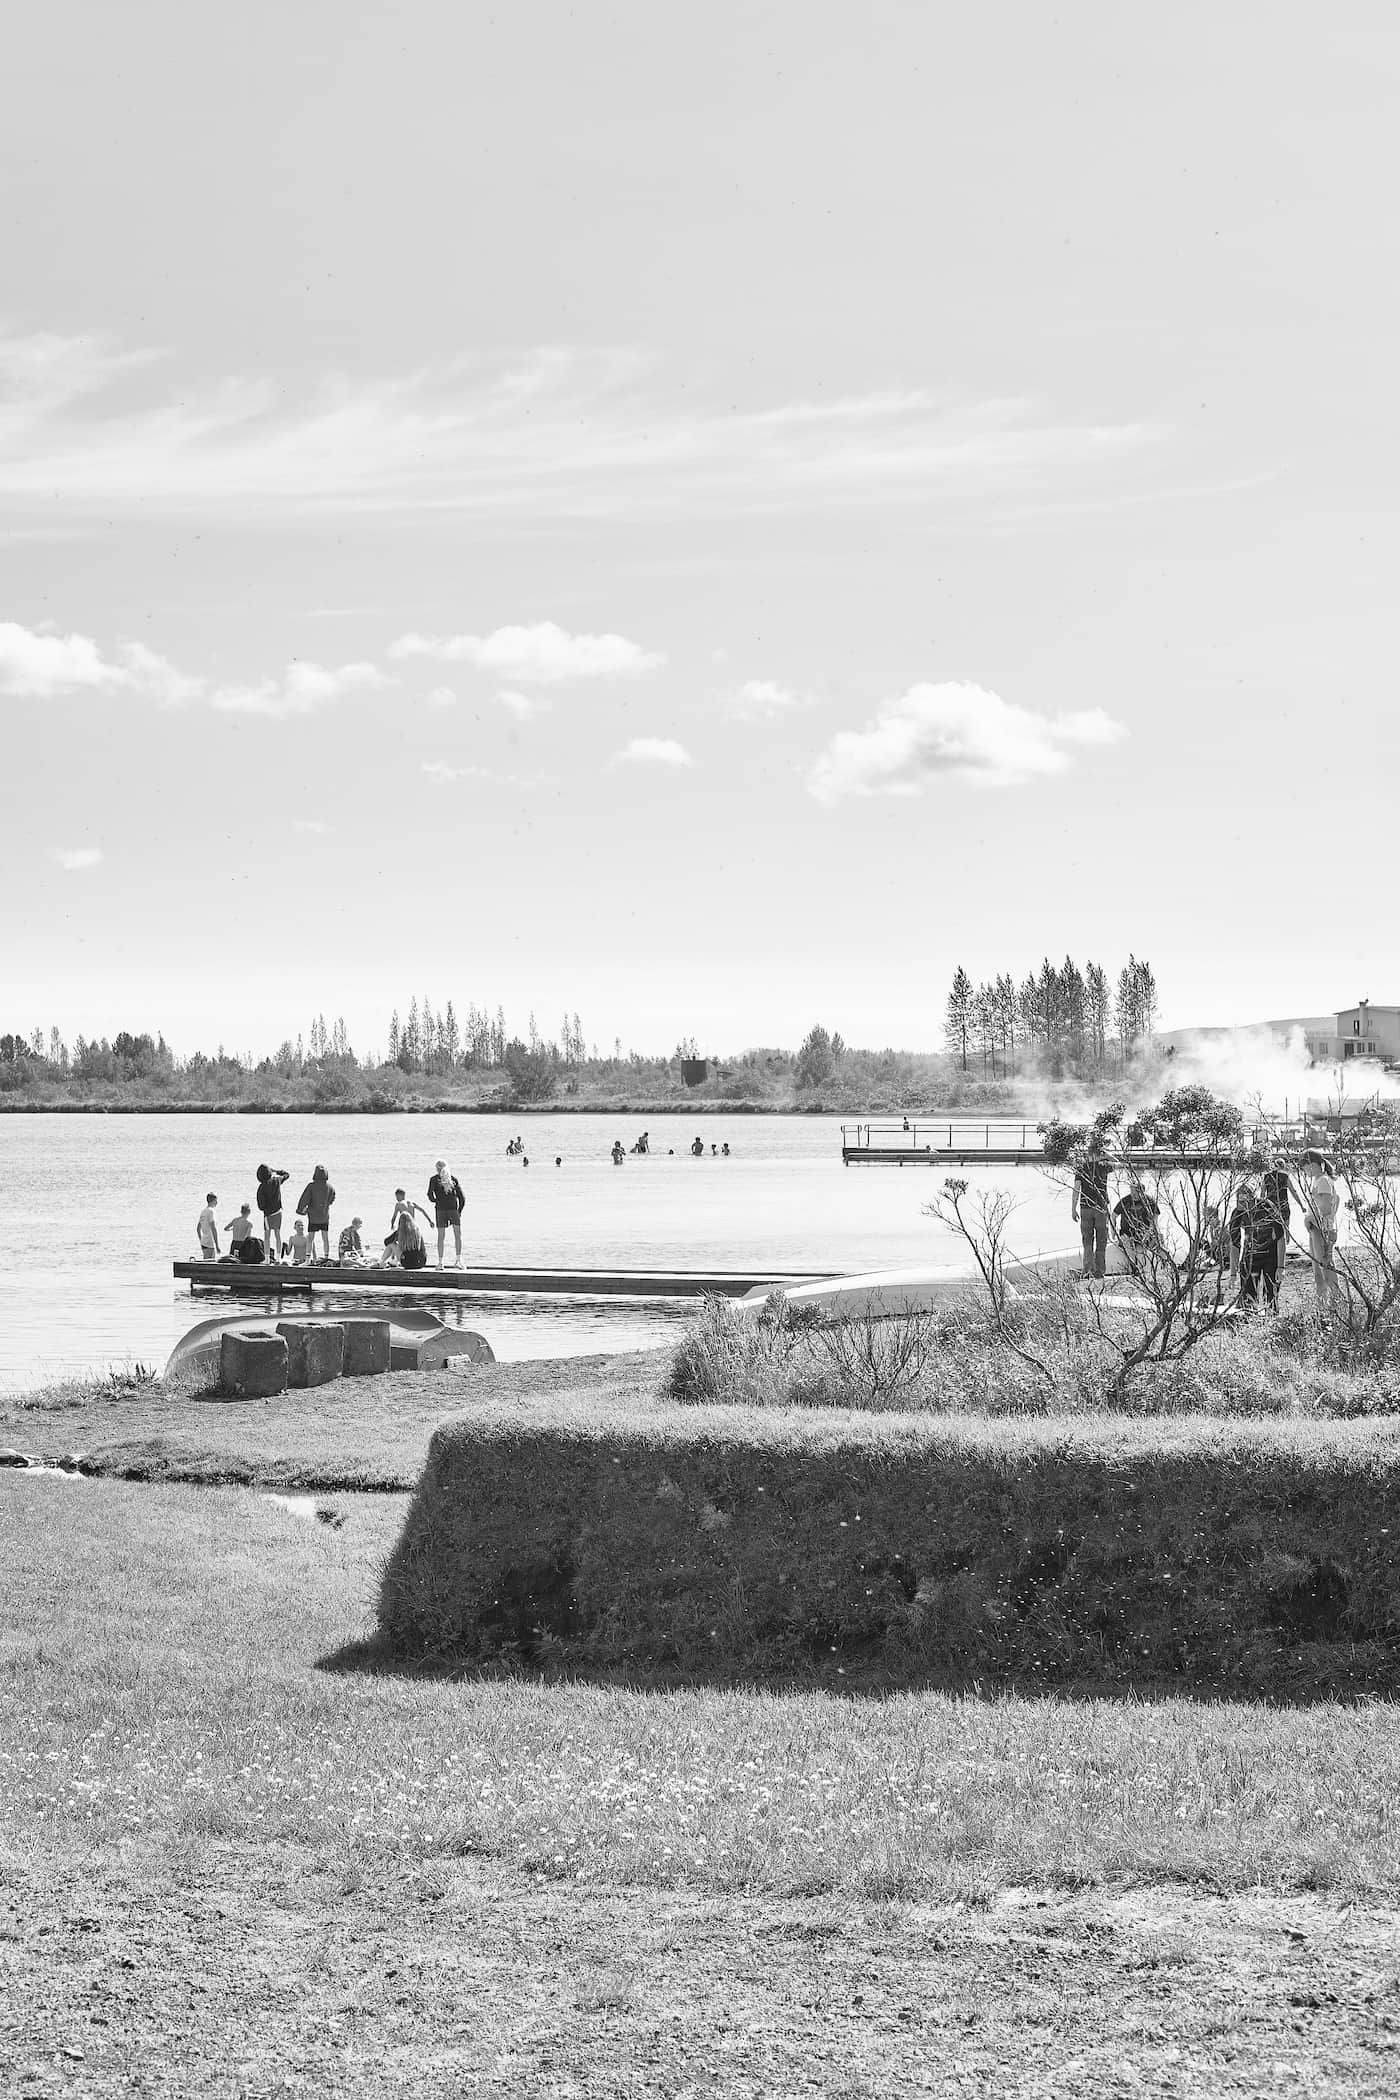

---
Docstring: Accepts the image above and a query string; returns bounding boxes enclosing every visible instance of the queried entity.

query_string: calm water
[0,1112,1075,1388]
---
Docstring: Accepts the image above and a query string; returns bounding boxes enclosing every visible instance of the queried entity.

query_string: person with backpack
[295,1164,336,1262]
[255,1164,290,1262]
[427,1157,465,1269]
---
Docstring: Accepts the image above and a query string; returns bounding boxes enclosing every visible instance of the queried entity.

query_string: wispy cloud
[293,818,334,835]
[806,682,1126,803]
[421,758,524,785]
[391,621,663,684]
[0,331,1157,524]
[610,737,693,768]
[425,685,457,710]
[726,677,816,717]
[50,845,102,871]
[209,661,387,718]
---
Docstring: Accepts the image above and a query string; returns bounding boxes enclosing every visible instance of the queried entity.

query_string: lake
[0,1112,1076,1389]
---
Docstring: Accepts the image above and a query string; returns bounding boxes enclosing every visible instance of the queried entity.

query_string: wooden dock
[174,1260,835,1299]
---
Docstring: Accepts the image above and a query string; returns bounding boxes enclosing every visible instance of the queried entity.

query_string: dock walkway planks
[173,1260,835,1299]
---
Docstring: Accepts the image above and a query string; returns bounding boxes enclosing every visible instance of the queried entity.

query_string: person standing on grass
[1301,1151,1343,1312]
[1260,1167,1294,1300]
[1071,1151,1111,1280]
[427,1157,465,1268]
[196,1193,220,1261]
[255,1163,290,1262]
[296,1164,336,1262]
[1230,1183,1285,1312]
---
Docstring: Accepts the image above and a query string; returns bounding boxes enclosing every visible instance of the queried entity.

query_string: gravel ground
[3,1849,1397,2097]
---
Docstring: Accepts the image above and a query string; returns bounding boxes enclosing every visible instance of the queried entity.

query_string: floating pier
[174,1260,836,1299]
[838,1119,1340,1169]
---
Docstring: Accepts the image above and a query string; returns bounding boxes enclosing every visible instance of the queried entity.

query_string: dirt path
[3,1849,1396,2096]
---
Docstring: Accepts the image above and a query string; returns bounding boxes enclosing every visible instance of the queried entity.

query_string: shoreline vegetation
[1,955,1165,1116]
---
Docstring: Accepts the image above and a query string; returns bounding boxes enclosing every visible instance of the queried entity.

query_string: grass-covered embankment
[380,1401,1400,1695]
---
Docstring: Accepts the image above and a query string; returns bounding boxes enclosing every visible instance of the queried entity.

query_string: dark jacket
[256,1168,289,1217]
[297,1173,335,1227]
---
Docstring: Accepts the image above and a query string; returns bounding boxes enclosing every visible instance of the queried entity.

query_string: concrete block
[390,1329,495,1372]
[343,1319,391,1378]
[220,1330,288,1398]
[276,1322,346,1389]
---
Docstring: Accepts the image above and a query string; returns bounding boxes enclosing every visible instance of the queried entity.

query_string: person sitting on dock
[385,1189,431,1269]
[255,1164,290,1263]
[338,1217,365,1264]
[427,1158,465,1269]
[288,1217,311,1264]
[196,1194,220,1262]
[225,1203,255,1251]
[296,1165,336,1262]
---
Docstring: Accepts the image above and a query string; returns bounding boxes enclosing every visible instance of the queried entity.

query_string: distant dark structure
[681,1057,710,1087]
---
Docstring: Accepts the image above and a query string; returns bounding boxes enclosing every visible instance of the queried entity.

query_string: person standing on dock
[1071,1152,1111,1279]
[196,1193,220,1261]
[255,1164,290,1262]
[296,1165,336,1262]
[427,1158,465,1269]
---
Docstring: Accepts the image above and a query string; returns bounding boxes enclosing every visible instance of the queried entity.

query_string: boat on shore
[164,1307,494,1384]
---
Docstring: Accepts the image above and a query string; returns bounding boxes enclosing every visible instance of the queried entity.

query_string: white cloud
[293,818,333,835]
[611,737,694,768]
[496,687,546,721]
[421,759,518,784]
[728,678,816,717]
[806,683,1127,803]
[0,623,112,696]
[50,846,102,871]
[0,620,204,706]
[209,661,387,718]
[425,685,457,709]
[391,621,663,684]
[0,331,1156,523]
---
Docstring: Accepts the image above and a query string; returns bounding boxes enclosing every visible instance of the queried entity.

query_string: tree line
[944,955,1159,1076]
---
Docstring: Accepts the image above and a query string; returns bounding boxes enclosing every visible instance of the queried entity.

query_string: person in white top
[1301,1150,1342,1312]
[196,1194,220,1261]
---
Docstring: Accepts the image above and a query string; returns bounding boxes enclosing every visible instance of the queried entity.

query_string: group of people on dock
[195,1158,467,1272]
[1071,1149,1343,1310]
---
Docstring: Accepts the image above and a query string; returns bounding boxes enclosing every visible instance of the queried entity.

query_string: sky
[3,1,1398,1062]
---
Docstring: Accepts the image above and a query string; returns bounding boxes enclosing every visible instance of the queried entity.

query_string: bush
[378,1402,1400,1692]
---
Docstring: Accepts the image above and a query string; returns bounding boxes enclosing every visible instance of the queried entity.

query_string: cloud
[0,331,1157,524]
[421,759,520,784]
[610,737,694,768]
[727,678,816,717]
[208,661,387,718]
[293,818,333,835]
[806,683,1127,803]
[391,621,663,683]
[496,687,546,722]
[50,846,102,871]
[425,685,457,709]
[0,620,204,706]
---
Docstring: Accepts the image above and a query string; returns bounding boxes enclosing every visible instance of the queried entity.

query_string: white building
[1304,1001,1400,1063]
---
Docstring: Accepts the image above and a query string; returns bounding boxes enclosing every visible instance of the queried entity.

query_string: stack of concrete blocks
[220,1316,443,1395]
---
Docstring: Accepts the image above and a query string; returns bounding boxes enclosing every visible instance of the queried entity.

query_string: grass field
[4,1360,1400,2093]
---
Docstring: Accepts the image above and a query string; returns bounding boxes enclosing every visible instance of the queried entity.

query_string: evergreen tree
[944,966,973,1071]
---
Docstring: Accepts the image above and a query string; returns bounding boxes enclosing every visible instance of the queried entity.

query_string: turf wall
[377,1404,1400,1692]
